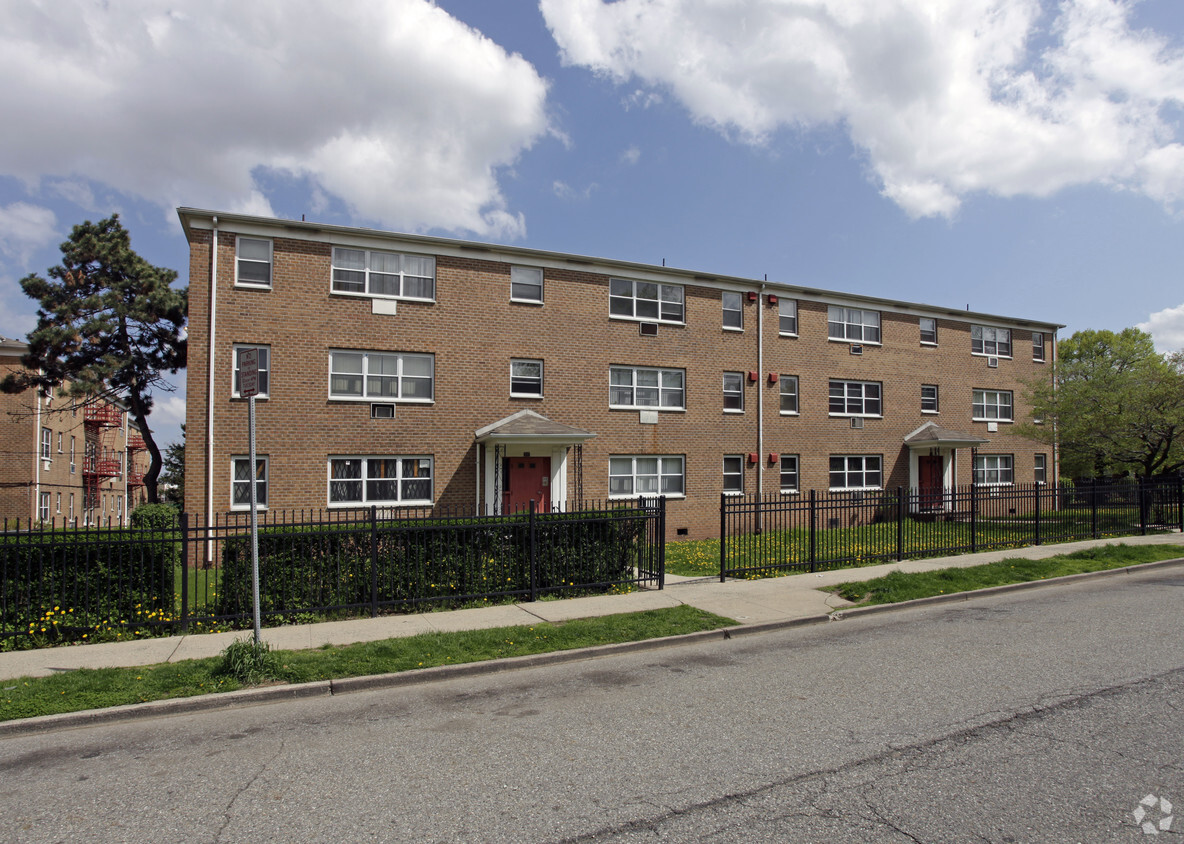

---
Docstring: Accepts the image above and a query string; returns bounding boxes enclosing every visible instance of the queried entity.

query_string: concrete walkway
[3,533,1182,683]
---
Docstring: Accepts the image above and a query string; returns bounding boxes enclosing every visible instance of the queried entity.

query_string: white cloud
[1138,303,1184,354]
[0,203,57,264]
[540,0,1184,218]
[621,146,642,165]
[0,274,37,339]
[0,1,550,238]
[553,180,598,200]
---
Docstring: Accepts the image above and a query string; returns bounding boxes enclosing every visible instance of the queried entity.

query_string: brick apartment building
[0,336,150,526]
[180,208,1060,539]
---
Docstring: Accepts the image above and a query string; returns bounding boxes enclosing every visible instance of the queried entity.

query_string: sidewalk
[3,533,1182,683]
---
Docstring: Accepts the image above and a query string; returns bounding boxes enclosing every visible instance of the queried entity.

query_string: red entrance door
[503,456,551,514]
[918,455,943,510]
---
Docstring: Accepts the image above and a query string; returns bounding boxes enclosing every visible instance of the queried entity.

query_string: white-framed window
[609,278,684,324]
[609,366,685,410]
[722,291,743,330]
[68,493,74,522]
[779,375,799,415]
[829,380,882,416]
[232,344,270,398]
[55,492,61,514]
[1032,332,1045,362]
[920,317,937,345]
[828,306,880,343]
[1034,454,1048,484]
[38,492,50,522]
[829,455,882,491]
[331,247,435,300]
[974,454,1014,486]
[510,359,543,397]
[973,389,1013,421]
[510,266,543,303]
[56,432,62,453]
[780,454,800,493]
[723,372,744,412]
[972,325,1011,357]
[723,455,744,494]
[921,384,939,413]
[40,427,51,460]
[329,350,434,402]
[779,299,798,336]
[231,456,268,509]
[236,236,272,288]
[608,455,685,498]
[70,436,76,473]
[328,456,433,506]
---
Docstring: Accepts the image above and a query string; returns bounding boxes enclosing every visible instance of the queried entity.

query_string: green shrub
[218,638,281,685]
[129,502,179,530]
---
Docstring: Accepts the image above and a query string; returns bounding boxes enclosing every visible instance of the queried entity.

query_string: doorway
[503,456,551,514]
[918,455,944,510]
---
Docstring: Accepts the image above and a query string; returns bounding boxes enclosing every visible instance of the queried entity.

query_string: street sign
[240,348,259,398]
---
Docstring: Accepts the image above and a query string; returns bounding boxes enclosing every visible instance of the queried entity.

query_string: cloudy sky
[2,0,1183,450]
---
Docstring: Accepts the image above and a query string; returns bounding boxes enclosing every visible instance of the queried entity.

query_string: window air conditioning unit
[639,322,658,337]
[850,344,863,355]
[850,417,864,429]
[371,403,395,419]
[987,357,998,368]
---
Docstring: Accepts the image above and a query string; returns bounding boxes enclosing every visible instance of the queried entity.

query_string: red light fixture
[748,453,758,464]
[746,291,758,302]
[767,372,778,384]
[747,371,758,382]
[767,294,778,305]
[768,453,779,463]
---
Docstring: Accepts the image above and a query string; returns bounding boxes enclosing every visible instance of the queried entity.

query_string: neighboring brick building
[179,208,1060,539]
[0,336,150,526]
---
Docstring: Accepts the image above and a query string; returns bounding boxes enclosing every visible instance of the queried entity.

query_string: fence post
[657,496,666,590]
[179,512,190,634]
[719,493,727,582]
[370,505,379,618]
[809,489,817,573]
[1139,480,1148,536]
[970,482,978,553]
[896,486,904,562]
[1034,482,1041,546]
[1090,480,1098,539]
[529,498,538,602]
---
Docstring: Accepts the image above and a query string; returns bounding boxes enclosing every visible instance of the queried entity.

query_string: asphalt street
[2,567,1182,843]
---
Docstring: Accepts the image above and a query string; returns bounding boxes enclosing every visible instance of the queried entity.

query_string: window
[722,372,744,412]
[68,493,74,522]
[722,291,743,329]
[974,454,1014,486]
[828,306,880,343]
[779,376,799,414]
[609,366,685,410]
[331,247,435,300]
[973,389,1013,421]
[40,427,51,460]
[55,492,61,514]
[972,325,1011,357]
[70,436,76,473]
[39,492,50,522]
[329,350,434,402]
[723,455,744,494]
[1032,332,1045,362]
[56,432,62,453]
[231,456,268,509]
[778,299,798,336]
[921,384,939,413]
[780,455,799,493]
[233,345,270,398]
[236,237,272,287]
[829,380,882,416]
[1035,454,1048,484]
[510,266,543,303]
[609,455,685,498]
[510,359,543,397]
[829,455,882,490]
[328,456,433,505]
[920,317,937,345]
[609,278,684,324]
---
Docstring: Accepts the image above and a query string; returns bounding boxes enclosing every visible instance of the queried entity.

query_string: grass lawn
[828,543,1184,606]
[0,605,734,722]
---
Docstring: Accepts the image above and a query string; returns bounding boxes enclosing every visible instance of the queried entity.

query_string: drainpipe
[33,378,42,522]
[1051,329,1059,490]
[206,217,219,553]
[475,443,481,513]
[756,283,765,533]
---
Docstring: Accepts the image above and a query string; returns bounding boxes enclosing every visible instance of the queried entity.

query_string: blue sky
[2,0,1183,452]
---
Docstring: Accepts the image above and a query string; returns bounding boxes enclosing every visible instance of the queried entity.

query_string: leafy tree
[159,425,185,510]
[1020,328,1184,479]
[1,215,186,503]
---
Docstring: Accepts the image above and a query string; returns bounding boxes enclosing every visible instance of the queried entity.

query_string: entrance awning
[903,421,989,450]
[475,409,596,445]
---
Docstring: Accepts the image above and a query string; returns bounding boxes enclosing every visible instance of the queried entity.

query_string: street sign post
[239,349,262,646]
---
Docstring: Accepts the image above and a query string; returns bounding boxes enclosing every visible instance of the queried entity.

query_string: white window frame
[723,372,744,413]
[972,325,1011,358]
[231,456,268,510]
[55,492,61,514]
[235,236,272,288]
[510,266,543,303]
[1034,453,1048,484]
[1032,332,1046,362]
[608,455,685,499]
[829,455,883,491]
[330,247,435,301]
[609,366,685,411]
[232,344,270,399]
[40,427,51,460]
[921,384,939,414]
[38,492,50,522]
[974,454,1014,486]
[723,455,744,495]
[920,317,937,345]
[70,436,76,474]
[327,455,434,507]
[973,389,1013,422]
[510,358,544,398]
[722,291,743,330]
[829,380,882,417]
[328,350,434,403]
[778,299,798,336]
[609,278,685,325]
[68,493,74,523]
[828,306,881,344]
[779,375,799,415]
[780,454,800,493]
[57,432,62,453]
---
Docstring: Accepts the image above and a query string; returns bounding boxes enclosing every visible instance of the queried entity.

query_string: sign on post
[240,347,262,645]
[239,348,260,398]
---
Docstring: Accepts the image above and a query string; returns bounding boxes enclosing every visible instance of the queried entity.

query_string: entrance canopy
[475,409,595,446]
[475,410,596,514]
[903,421,989,451]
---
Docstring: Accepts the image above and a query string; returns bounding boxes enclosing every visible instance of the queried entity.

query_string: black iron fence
[1,498,665,647]
[720,479,1184,579]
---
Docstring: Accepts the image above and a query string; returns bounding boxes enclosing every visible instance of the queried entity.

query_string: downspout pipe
[756,283,765,533]
[33,377,42,522]
[206,217,218,552]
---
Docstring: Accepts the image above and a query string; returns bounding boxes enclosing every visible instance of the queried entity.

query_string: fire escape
[126,427,146,490]
[82,404,123,513]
